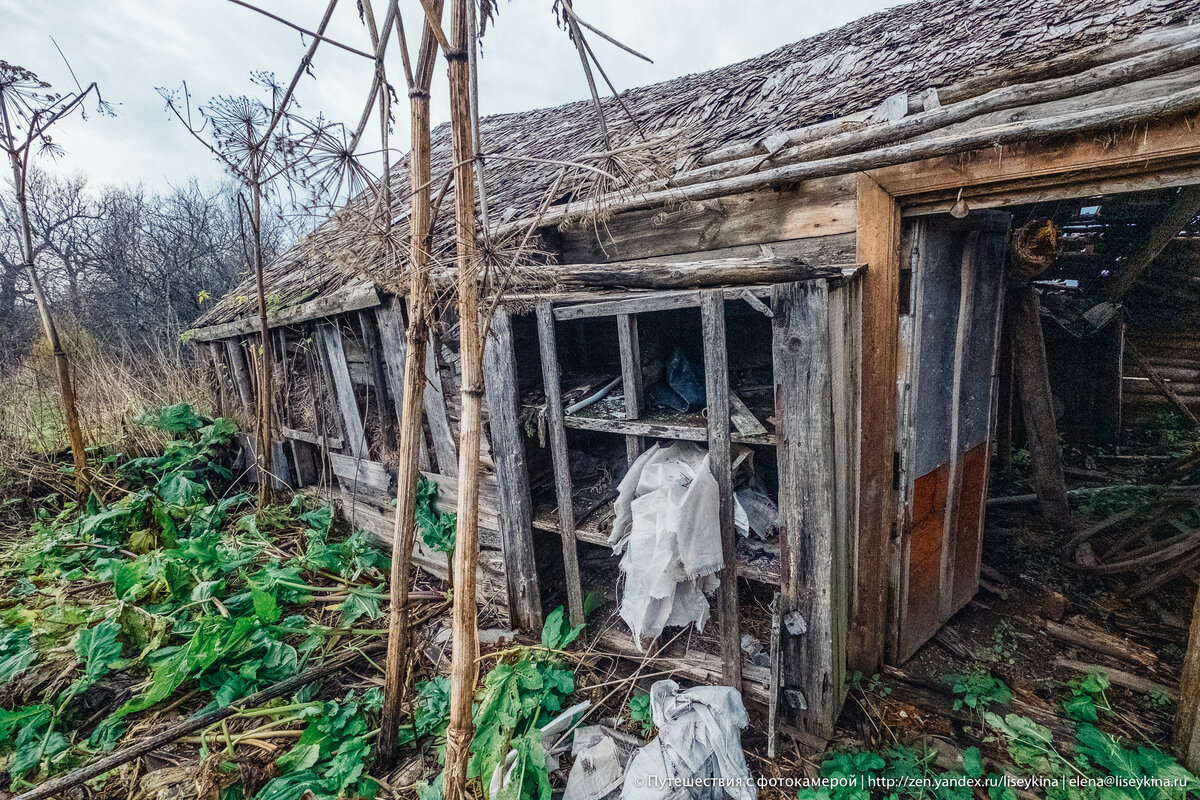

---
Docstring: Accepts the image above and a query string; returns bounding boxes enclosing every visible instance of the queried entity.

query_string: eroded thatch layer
[196,0,1200,329]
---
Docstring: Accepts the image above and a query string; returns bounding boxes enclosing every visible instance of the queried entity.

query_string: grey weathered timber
[1126,340,1199,428]
[375,298,432,471]
[536,301,586,627]
[561,414,775,445]
[483,308,544,631]
[729,391,769,437]
[553,285,771,321]
[358,309,397,446]
[772,280,838,738]
[1105,184,1200,303]
[616,313,644,464]
[317,322,368,459]
[206,342,233,418]
[281,426,344,450]
[701,290,743,692]
[224,338,255,420]
[768,592,783,760]
[544,257,855,290]
[189,282,382,342]
[424,333,459,476]
[1009,286,1070,526]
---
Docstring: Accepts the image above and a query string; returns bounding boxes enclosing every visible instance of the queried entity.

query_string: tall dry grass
[0,321,217,503]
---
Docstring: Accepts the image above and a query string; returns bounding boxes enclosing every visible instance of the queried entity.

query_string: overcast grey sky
[3,0,905,192]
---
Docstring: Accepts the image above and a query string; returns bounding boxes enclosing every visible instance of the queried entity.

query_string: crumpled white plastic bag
[608,442,724,647]
[620,679,756,800]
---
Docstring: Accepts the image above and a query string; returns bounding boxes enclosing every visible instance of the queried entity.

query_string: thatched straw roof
[195,0,1200,329]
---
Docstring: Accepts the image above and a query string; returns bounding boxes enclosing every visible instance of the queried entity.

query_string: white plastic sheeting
[608,443,724,647]
[620,680,756,800]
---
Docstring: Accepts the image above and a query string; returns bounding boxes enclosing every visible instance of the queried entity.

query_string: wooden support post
[1106,184,1200,303]
[206,342,233,419]
[773,280,839,738]
[1127,339,1200,429]
[700,290,743,692]
[359,309,398,446]
[1174,587,1200,772]
[995,304,1014,472]
[225,338,255,422]
[375,298,432,471]
[1008,286,1070,527]
[850,174,900,674]
[317,322,369,460]
[483,308,544,631]
[424,332,459,476]
[616,313,644,464]
[536,301,585,626]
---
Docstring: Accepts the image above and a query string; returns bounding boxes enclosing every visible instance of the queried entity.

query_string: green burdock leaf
[253,769,325,800]
[148,403,204,433]
[961,746,984,779]
[337,588,382,625]
[75,619,123,682]
[88,715,127,752]
[252,586,282,624]
[0,625,37,682]
[156,472,206,507]
[540,606,584,650]
[1063,693,1099,723]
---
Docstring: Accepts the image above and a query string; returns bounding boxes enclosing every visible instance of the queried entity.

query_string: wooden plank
[729,391,768,437]
[616,313,644,465]
[700,290,742,692]
[1126,340,1200,428]
[850,174,899,674]
[1009,286,1070,527]
[536,301,585,627]
[375,298,432,471]
[282,426,344,450]
[189,281,381,341]
[772,280,839,739]
[552,285,775,321]
[424,332,458,476]
[561,414,775,445]
[1106,185,1200,303]
[206,342,233,419]
[873,115,1200,204]
[768,593,782,760]
[317,322,368,459]
[358,309,397,446]
[539,256,858,291]
[555,176,857,263]
[483,307,544,631]
[224,338,255,421]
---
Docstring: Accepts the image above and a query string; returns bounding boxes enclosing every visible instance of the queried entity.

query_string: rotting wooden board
[560,414,776,446]
[555,175,857,264]
[317,323,368,460]
[189,282,381,342]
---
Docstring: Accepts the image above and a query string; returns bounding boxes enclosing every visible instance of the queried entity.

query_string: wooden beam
[483,308,544,631]
[616,313,644,464]
[423,333,459,476]
[224,338,255,421]
[1008,287,1070,527]
[1105,184,1200,303]
[700,290,742,692]
[873,115,1200,204]
[529,257,857,292]
[358,309,397,447]
[849,174,899,675]
[773,280,839,739]
[188,282,381,342]
[317,322,369,460]
[536,301,585,627]
[375,297,432,471]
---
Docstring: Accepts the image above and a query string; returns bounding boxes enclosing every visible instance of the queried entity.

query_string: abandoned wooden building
[187,0,1200,744]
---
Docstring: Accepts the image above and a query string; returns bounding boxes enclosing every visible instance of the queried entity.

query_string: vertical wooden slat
[375,298,432,471]
[767,592,782,760]
[617,313,645,465]
[536,301,585,627]
[206,342,233,419]
[936,233,978,621]
[773,280,838,738]
[359,309,398,446]
[424,332,459,476]
[317,322,368,460]
[484,308,544,631]
[851,173,901,675]
[224,338,255,421]
[700,290,742,691]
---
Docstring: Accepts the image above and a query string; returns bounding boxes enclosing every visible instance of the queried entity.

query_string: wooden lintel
[188,282,381,342]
